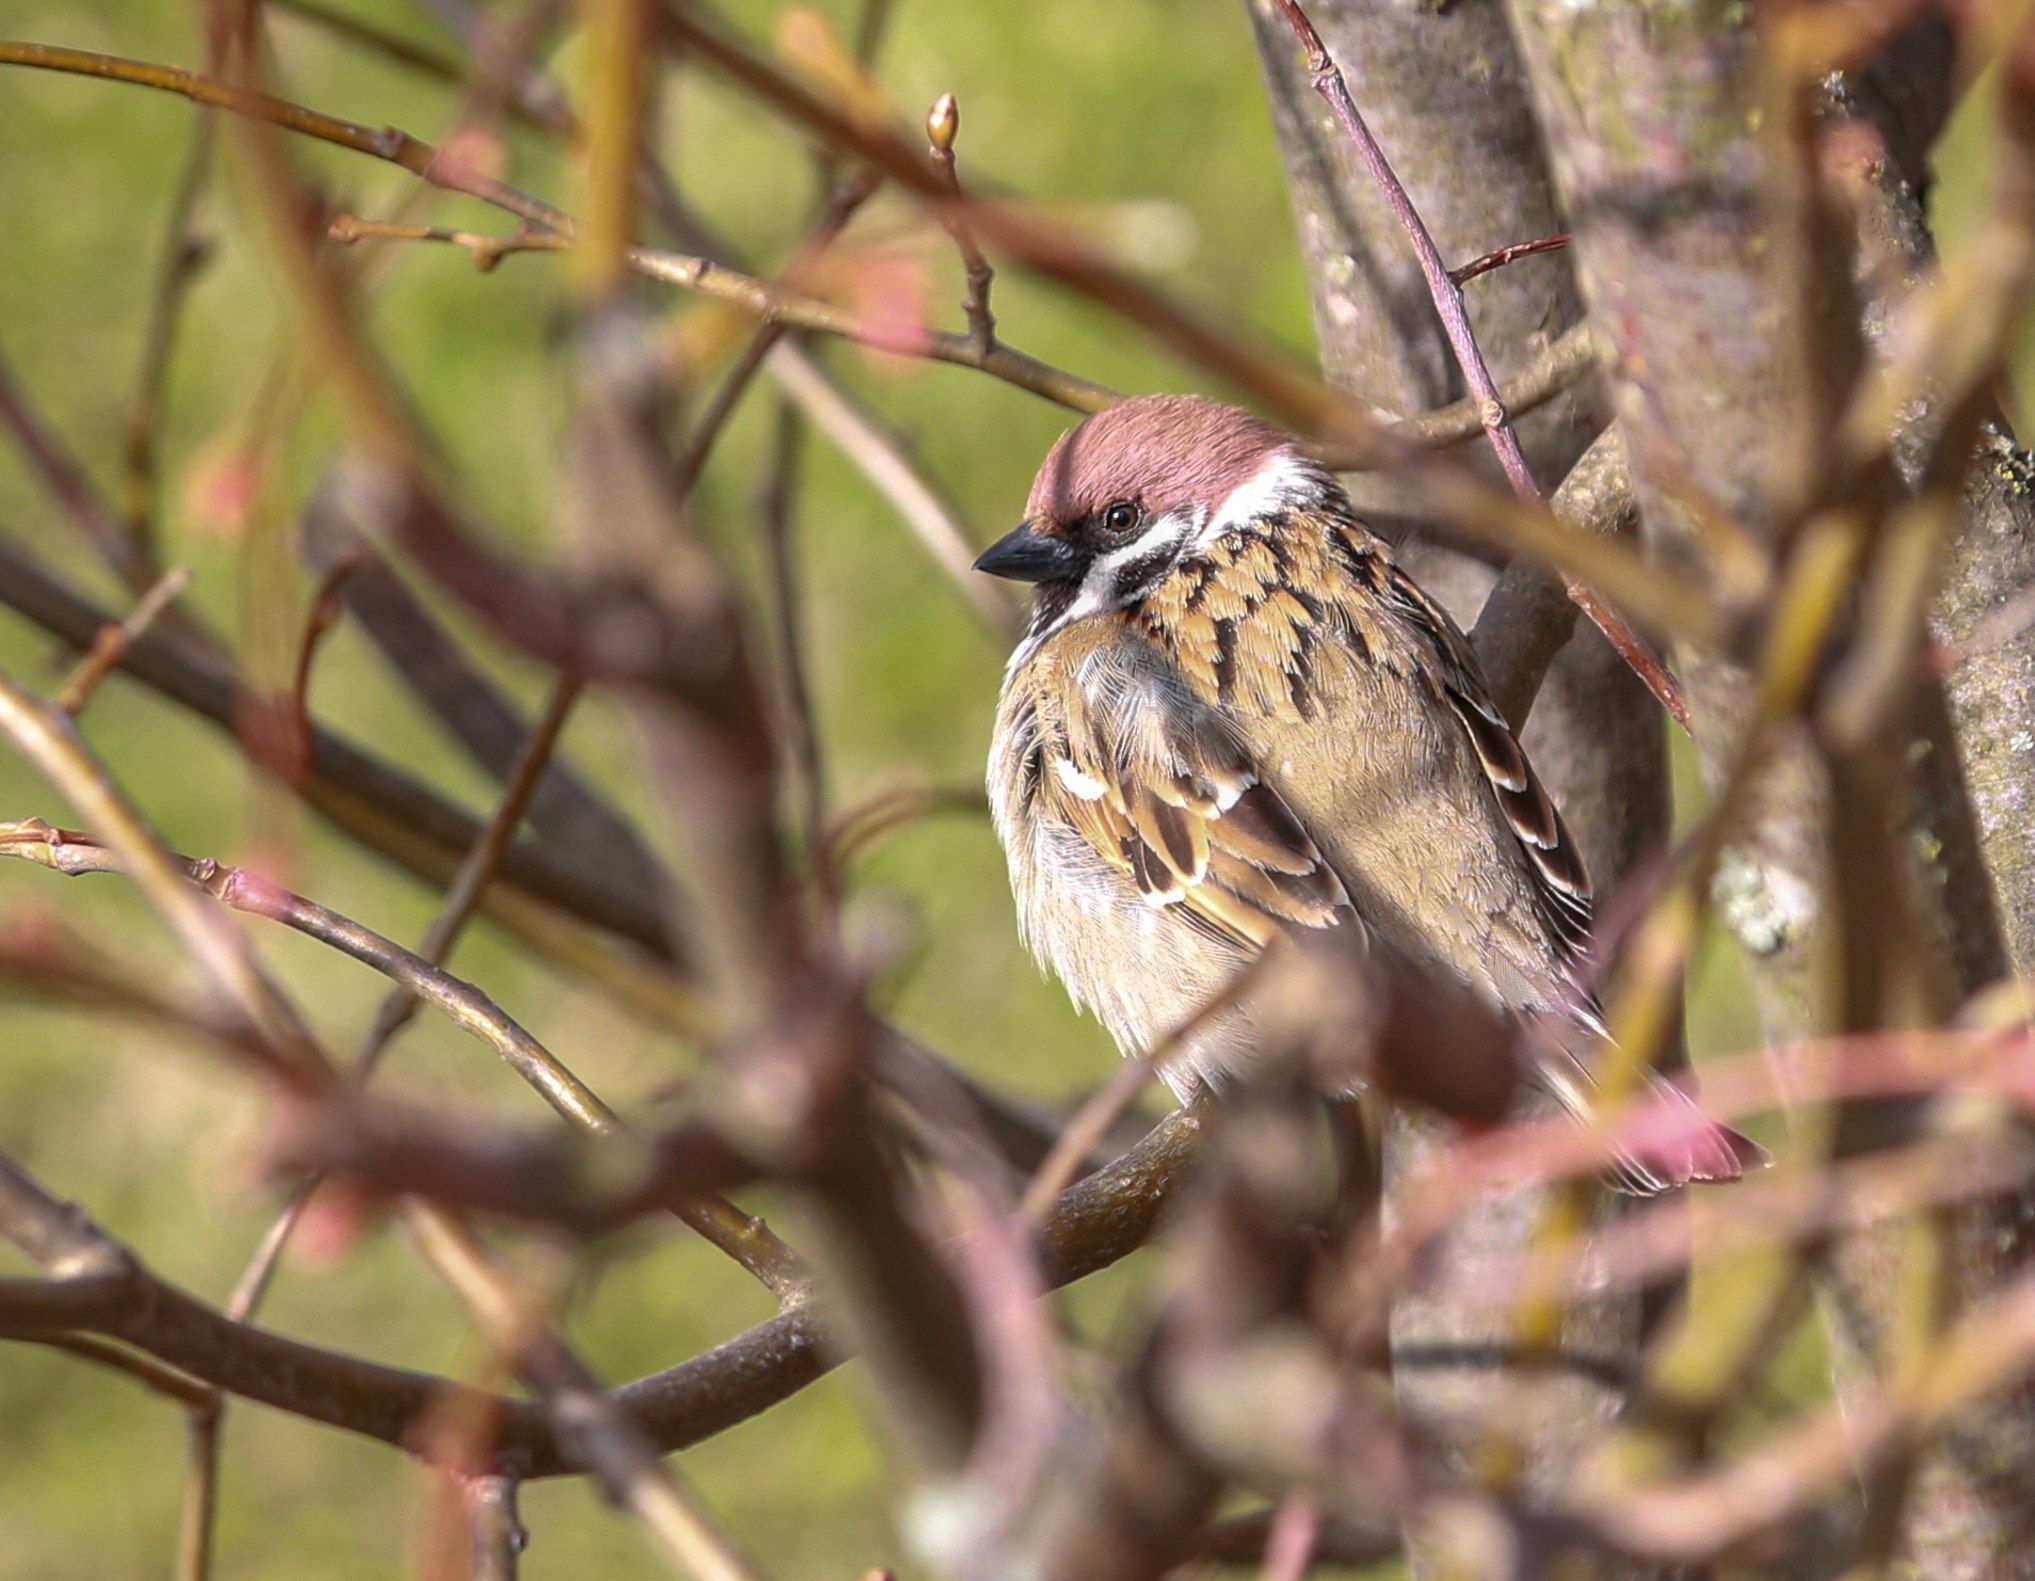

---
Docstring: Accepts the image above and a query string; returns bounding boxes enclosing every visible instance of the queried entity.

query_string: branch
[0,40,1117,417]
[924,92,997,354]
[398,1204,770,1581]
[0,814,801,1287]
[294,499,668,894]
[1470,427,1639,730]
[1449,232,1570,288]
[0,532,680,960]
[283,0,1590,469]
[270,0,1028,646]
[1378,321,1599,455]
[0,343,155,589]
[0,1111,1203,1477]
[54,566,192,715]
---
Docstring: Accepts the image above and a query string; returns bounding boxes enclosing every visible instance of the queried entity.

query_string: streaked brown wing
[1036,644,1352,952]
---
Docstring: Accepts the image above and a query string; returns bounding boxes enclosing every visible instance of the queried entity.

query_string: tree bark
[1505,3,2035,1571]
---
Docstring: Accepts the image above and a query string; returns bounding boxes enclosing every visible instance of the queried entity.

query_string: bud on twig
[926,92,959,157]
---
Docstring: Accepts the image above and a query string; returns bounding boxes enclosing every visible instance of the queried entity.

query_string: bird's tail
[1539,1054,1768,1197]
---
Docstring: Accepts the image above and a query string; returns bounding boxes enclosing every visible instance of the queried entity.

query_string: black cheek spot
[1114,556,1164,600]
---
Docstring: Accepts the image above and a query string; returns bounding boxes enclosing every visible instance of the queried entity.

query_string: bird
[976,393,1761,1194]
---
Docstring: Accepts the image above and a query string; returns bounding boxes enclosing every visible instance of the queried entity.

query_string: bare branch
[0,1111,1203,1476]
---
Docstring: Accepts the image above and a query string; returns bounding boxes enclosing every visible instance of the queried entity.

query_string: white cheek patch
[1055,509,1197,629]
[1198,448,1326,546]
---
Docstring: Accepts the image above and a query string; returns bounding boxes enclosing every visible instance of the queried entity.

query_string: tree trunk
[1505,3,2035,1571]
[1245,4,1663,1569]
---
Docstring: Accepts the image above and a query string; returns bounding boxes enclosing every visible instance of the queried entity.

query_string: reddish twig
[289,556,359,741]
[1257,1490,1323,1581]
[1267,1,1688,729]
[1449,232,1571,287]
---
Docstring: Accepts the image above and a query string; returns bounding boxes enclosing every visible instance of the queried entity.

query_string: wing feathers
[1366,545,1598,966]
[1034,638,1352,952]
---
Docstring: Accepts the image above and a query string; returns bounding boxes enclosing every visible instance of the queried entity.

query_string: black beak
[973,523,1083,584]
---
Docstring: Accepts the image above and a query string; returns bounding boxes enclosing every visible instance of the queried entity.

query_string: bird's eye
[1101,500,1141,534]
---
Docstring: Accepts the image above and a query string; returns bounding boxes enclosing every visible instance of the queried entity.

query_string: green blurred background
[0,2,2004,1576]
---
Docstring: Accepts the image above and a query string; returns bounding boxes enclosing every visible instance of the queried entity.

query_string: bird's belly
[1012,818,1258,1098]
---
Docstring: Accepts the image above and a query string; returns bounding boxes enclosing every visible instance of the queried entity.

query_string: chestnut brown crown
[1023,394,1294,533]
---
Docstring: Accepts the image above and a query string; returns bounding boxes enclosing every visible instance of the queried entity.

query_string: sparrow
[977,394,1760,1193]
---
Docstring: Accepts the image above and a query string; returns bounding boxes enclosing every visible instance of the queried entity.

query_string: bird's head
[975,394,1335,646]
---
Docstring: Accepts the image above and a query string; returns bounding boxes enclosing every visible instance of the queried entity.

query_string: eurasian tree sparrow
[978,394,1758,1193]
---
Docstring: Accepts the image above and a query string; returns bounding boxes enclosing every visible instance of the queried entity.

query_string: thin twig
[926,93,997,354]
[19,1333,212,1409]
[325,206,1112,409]
[295,500,662,885]
[0,668,329,1079]
[0,1111,1204,1476]
[0,810,805,1296]
[176,673,655,1580]
[123,113,216,568]
[761,348,1021,636]
[669,167,882,500]
[814,783,989,886]
[1377,321,1598,454]
[0,344,154,589]
[400,1204,770,1581]
[276,0,1587,465]
[54,567,192,715]
[651,6,1366,441]
[1449,232,1571,287]
[1018,951,1271,1223]
[0,534,681,960]
[759,404,827,892]
[270,0,1018,646]
[0,42,1119,415]
[288,557,357,739]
